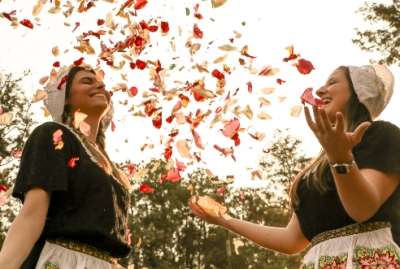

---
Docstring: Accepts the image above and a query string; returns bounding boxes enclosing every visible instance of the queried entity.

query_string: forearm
[332,163,380,222]
[218,214,308,255]
[0,212,45,268]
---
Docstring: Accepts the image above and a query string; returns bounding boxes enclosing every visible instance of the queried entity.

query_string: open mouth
[92,93,107,99]
[323,99,332,105]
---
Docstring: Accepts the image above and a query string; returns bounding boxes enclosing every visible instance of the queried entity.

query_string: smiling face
[64,69,110,118]
[316,68,352,124]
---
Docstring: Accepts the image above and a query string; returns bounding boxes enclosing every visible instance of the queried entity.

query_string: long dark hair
[290,66,371,209]
[61,66,130,189]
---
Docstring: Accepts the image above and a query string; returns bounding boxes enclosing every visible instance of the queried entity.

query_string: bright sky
[0,0,398,188]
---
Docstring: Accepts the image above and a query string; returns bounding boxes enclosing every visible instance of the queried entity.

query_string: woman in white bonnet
[0,65,132,268]
[190,65,400,268]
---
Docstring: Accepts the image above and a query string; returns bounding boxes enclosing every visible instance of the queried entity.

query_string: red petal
[148,25,158,32]
[53,61,60,68]
[11,150,22,158]
[68,157,80,168]
[263,148,271,153]
[192,129,204,150]
[221,118,240,138]
[164,168,181,182]
[193,23,203,39]
[164,146,172,160]
[134,0,148,10]
[276,78,286,85]
[136,59,146,70]
[161,21,169,33]
[213,144,223,152]
[296,58,315,75]
[139,184,154,194]
[166,114,174,123]
[111,121,116,132]
[229,38,234,43]
[258,65,272,76]
[247,81,252,93]
[73,57,85,66]
[211,69,225,80]
[152,111,162,129]
[97,19,105,26]
[72,22,80,32]
[242,52,256,59]
[233,88,239,96]
[0,185,7,192]
[129,62,136,70]
[20,19,33,29]
[128,86,138,97]
[218,187,225,196]
[300,88,325,107]
[57,75,69,90]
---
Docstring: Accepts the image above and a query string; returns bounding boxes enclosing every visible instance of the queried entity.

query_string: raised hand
[304,105,371,163]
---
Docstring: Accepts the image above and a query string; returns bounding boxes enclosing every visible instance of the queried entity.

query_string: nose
[96,81,106,90]
[315,85,326,98]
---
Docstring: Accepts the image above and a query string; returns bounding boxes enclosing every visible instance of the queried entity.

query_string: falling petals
[139,184,154,194]
[300,88,325,106]
[217,187,225,196]
[0,113,13,125]
[68,157,80,168]
[32,90,48,103]
[295,58,315,75]
[176,140,191,158]
[193,23,203,39]
[191,195,226,217]
[20,19,34,29]
[192,129,204,150]
[160,21,169,34]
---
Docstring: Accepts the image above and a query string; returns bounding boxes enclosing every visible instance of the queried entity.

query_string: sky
[0,0,398,188]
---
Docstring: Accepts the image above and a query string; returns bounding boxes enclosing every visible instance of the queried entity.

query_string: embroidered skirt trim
[46,237,119,265]
[311,221,391,247]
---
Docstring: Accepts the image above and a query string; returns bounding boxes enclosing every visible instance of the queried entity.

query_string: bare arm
[189,199,310,255]
[332,165,399,222]
[0,187,51,269]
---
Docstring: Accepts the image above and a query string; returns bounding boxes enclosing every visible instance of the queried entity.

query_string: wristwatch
[328,156,355,174]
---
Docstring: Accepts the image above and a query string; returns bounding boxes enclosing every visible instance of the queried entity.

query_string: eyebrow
[79,76,95,82]
[327,77,336,83]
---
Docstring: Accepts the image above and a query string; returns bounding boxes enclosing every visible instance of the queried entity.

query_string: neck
[83,115,101,146]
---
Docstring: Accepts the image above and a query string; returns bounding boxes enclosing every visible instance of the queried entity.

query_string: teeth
[323,99,332,104]
[94,94,106,98]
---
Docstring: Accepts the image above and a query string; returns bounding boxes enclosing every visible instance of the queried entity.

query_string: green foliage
[0,70,35,249]
[120,129,309,268]
[353,0,400,66]
[259,129,311,209]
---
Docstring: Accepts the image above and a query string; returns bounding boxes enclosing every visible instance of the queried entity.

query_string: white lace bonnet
[43,66,113,132]
[348,65,394,118]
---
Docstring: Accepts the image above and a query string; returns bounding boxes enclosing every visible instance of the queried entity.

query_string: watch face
[334,165,350,174]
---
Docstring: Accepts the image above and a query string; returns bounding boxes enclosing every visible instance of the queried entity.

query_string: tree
[352,0,400,66]
[259,129,311,209]
[120,133,311,269]
[0,70,35,249]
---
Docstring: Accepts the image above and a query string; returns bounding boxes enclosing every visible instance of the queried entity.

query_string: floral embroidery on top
[44,261,61,269]
[299,262,315,269]
[354,245,400,269]
[319,253,348,269]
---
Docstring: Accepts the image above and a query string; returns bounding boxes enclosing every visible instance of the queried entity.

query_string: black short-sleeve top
[12,122,131,267]
[295,121,400,245]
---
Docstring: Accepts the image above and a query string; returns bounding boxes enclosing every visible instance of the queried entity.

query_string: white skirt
[300,222,400,269]
[35,240,124,269]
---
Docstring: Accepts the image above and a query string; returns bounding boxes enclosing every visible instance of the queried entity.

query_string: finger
[335,112,345,133]
[304,106,318,133]
[312,105,325,134]
[352,122,371,144]
[319,108,334,133]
